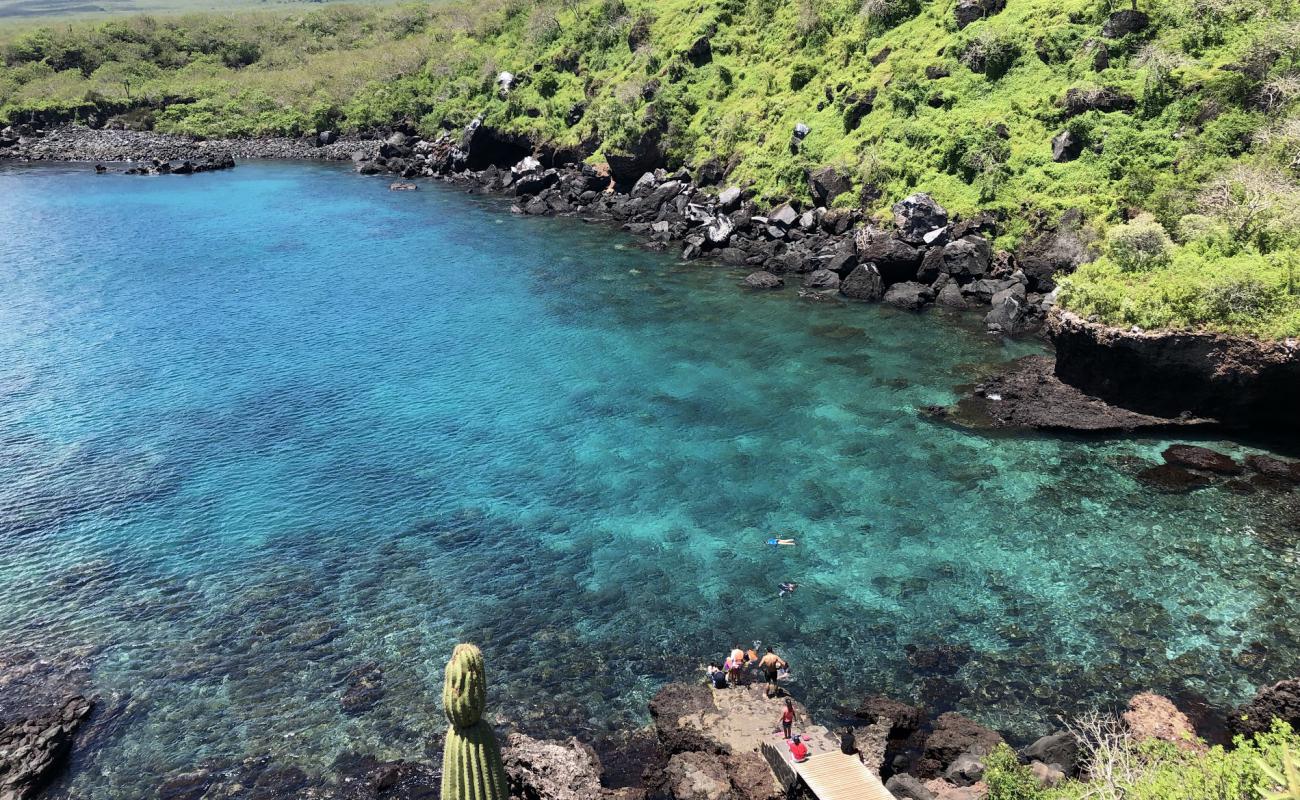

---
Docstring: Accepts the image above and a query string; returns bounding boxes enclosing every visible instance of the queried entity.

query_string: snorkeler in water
[779,582,798,597]
[767,536,796,546]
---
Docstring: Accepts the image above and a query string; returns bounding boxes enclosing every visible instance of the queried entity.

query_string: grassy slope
[2,0,1299,336]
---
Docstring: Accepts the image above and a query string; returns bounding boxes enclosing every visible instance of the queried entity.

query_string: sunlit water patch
[0,162,1297,797]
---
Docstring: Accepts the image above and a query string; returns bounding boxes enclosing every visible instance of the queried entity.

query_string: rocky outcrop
[649,684,727,755]
[1228,680,1300,739]
[1122,693,1204,752]
[1022,731,1078,776]
[886,773,936,800]
[942,355,1217,433]
[743,271,784,290]
[0,651,96,800]
[954,0,1006,28]
[502,732,604,800]
[917,714,1003,778]
[655,752,733,800]
[1102,9,1149,37]
[0,125,375,164]
[1049,310,1300,432]
[1014,209,1097,292]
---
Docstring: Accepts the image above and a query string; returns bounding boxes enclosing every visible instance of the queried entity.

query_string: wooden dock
[761,741,894,800]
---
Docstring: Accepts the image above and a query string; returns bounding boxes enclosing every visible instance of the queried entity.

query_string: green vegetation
[2,0,1300,335]
[441,643,510,800]
[984,721,1300,800]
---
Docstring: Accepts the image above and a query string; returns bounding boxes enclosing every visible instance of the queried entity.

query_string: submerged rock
[1245,455,1300,483]
[743,271,784,290]
[0,651,96,800]
[1136,464,1213,493]
[1161,445,1241,475]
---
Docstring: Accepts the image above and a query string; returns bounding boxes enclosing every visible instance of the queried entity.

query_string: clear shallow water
[1,162,1298,796]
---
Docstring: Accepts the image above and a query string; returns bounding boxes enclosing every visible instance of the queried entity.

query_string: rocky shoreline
[5,645,1299,800]
[7,122,1299,433]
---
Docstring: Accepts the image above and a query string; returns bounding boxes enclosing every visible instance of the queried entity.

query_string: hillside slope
[2,0,1299,335]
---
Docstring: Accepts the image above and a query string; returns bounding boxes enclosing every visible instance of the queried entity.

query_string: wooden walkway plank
[793,752,895,800]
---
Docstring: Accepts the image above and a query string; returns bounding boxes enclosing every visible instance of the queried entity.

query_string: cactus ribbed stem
[441,643,509,800]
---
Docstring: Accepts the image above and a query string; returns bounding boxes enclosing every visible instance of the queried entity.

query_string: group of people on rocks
[706,645,790,696]
[705,646,810,761]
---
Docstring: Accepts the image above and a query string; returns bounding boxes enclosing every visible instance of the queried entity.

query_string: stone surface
[892,194,949,244]
[1050,309,1300,432]
[1228,680,1300,739]
[1122,693,1204,752]
[0,651,96,800]
[658,751,734,800]
[743,271,784,290]
[883,282,934,311]
[943,356,1219,433]
[944,753,986,787]
[1022,731,1078,775]
[803,269,841,289]
[886,773,936,800]
[840,264,885,301]
[502,732,604,800]
[1161,445,1241,475]
[918,713,1003,777]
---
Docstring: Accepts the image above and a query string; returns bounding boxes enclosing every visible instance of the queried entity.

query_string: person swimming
[767,537,796,546]
[779,582,798,597]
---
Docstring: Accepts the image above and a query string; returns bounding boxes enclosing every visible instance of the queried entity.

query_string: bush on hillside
[1105,215,1174,271]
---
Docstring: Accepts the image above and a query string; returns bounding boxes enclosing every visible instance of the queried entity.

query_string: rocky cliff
[1050,311,1300,433]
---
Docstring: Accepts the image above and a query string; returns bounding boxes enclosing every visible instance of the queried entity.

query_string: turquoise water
[1,162,1298,796]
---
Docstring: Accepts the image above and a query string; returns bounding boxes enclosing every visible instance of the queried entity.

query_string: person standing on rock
[781,698,798,739]
[760,647,787,697]
[728,647,746,685]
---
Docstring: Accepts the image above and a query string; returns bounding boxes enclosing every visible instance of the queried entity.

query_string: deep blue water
[1,162,1298,796]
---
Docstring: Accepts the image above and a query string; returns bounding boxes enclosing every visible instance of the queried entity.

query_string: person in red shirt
[780,699,797,739]
[788,734,810,762]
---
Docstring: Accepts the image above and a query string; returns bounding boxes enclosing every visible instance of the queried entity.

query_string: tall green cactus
[441,643,510,800]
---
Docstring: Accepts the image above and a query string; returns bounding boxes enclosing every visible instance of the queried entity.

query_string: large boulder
[1122,693,1204,751]
[892,193,949,244]
[944,753,987,787]
[985,284,1029,335]
[857,237,924,284]
[803,269,841,289]
[1022,731,1079,776]
[941,236,993,281]
[1102,9,1149,37]
[1245,455,1300,483]
[744,271,785,290]
[954,0,1006,28]
[1062,87,1136,117]
[919,713,1003,777]
[840,264,885,301]
[1014,210,1097,292]
[656,752,734,800]
[886,773,936,800]
[1052,130,1083,162]
[808,166,851,207]
[883,282,935,311]
[502,732,604,800]
[1228,680,1300,739]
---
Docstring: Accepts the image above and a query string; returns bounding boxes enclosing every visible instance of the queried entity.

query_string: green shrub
[1105,216,1174,271]
[985,744,1048,800]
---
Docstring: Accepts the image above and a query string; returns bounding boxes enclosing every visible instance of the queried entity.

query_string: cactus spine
[441,643,509,800]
